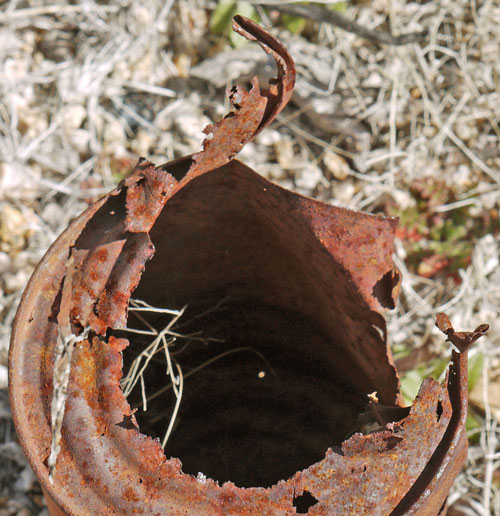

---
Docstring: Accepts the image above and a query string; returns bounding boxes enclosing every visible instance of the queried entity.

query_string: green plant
[390,178,500,280]
[209,2,350,42]
[210,2,260,47]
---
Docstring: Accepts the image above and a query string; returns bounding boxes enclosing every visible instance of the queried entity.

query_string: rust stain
[8,15,488,516]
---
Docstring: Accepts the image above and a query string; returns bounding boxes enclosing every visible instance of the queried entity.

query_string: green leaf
[400,357,450,405]
[398,206,420,227]
[429,357,449,381]
[429,222,443,241]
[210,2,260,48]
[392,342,411,361]
[228,3,260,48]
[329,1,348,13]
[466,409,482,443]
[468,351,484,392]
[444,219,467,241]
[282,13,306,34]
[400,369,425,405]
[210,1,237,36]
[112,172,125,184]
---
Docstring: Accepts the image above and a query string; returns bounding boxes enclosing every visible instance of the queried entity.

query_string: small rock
[274,138,294,169]
[410,87,421,99]
[14,467,37,492]
[268,164,287,180]
[174,111,212,148]
[102,116,126,151]
[331,180,355,206]
[453,164,472,189]
[0,163,23,198]
[255,129,281,147]
[63,104,87,131]
[41,203,64,229]
[0,162,42,200]
[0,205,35,253]
[132,5,152,27]
[0,252,10,274]
[112,60,132,81]
[455,122,476,143]
[4,56,30,81]
[295,163,323,190]
[174,53,191,78]
[422,125,437,138]
[18,109,49,141]
[363,71,383,88]
[323,150,350,180]
[3,270,29,294]
[131,129,154,157]
[68,128,90,154]
[238,142,257,162]
[133,53,153,78]
[12,250,32,269]
[0,365,7,389]
[391,189,416,211]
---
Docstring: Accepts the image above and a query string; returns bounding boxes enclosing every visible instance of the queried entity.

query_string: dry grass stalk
[119,298,274,450]
[119,299,186,449]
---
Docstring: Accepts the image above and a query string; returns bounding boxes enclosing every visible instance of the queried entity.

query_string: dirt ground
[0,1,499,514]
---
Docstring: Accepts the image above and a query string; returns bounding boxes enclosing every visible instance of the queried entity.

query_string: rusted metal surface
[8,15,486,516]
[186,15,295,179]
[436,312,489,353]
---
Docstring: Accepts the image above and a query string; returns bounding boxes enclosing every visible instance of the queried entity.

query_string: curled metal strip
[187,16,296,178]
[232,15,296,135]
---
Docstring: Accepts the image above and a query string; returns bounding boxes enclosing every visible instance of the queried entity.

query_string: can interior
[118,161,391,488]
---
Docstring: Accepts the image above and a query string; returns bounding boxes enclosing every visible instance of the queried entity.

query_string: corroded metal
[186,16,296,179]
[9,16,485,516]
[436,312,489,353]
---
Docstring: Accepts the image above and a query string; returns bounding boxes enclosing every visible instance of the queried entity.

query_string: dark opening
[436,400,443,421]
[117,162,394,488]
[372,269,399,309]
[293,490,319,513]
[119,299,362,487]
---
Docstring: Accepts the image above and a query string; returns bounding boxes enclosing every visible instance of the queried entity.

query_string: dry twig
[264,3,427,45]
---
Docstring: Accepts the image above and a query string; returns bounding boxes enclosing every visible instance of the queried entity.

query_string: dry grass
[119,298,273,451]
[0,0,499,514]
